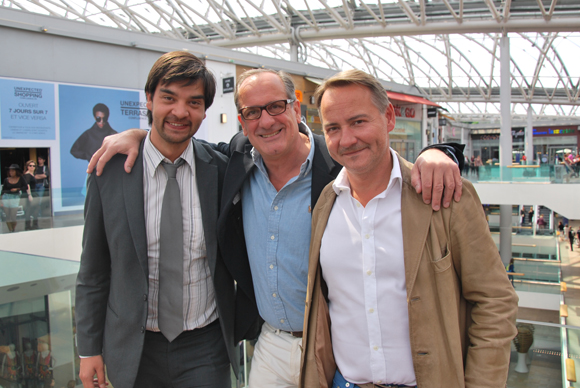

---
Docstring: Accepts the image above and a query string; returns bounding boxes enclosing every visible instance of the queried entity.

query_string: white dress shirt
[320,149,416,386]
[143,133,218,332]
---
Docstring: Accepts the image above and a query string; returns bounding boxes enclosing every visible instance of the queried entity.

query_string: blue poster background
[0,78,56,140]
[59,84,145,208]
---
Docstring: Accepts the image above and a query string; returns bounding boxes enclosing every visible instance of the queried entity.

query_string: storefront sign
[0,78,56,140]
[393,104,417,119]
[533,126,578,136]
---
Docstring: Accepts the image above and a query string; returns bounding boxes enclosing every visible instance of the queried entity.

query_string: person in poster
[70,103,117,161]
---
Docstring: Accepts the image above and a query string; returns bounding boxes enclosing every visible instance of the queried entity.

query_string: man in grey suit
[75,51,235,388]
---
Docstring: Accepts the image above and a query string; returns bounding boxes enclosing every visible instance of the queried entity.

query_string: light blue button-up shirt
[242,127,315,331]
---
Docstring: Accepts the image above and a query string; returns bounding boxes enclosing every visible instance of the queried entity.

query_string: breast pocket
[431,244,452,273]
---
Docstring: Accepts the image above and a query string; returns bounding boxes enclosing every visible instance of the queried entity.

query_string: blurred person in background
[23,160,40,230]
[1,164,31,232]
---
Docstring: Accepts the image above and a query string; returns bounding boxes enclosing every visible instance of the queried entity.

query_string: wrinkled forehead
[238,73,287,106]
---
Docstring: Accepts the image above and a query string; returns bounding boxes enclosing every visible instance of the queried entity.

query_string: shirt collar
[251,122,315,178]
[333,148,402,197]
[143,131,195,177]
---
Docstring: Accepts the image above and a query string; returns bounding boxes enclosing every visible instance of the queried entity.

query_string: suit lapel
[220,144,254,211]
[193,140,219,277]
[399,154,433,297]
[123,141,148,277]
[311,135,340,208]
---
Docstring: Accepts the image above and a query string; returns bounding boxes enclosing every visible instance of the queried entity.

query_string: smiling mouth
[167,122,189,128]
[340,147,366,156]
[261,129,282,138]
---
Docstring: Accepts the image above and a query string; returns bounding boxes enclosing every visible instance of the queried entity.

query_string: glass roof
[2,0,579,122]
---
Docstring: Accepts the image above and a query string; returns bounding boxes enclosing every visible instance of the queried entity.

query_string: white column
[422,104,428,149]
[290,41,298,62]
[500,33,512,170]
[499,33,513,266]
[526,105,534,164]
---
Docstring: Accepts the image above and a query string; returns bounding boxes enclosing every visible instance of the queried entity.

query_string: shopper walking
[1,164,31,232]
[22,160,40,230]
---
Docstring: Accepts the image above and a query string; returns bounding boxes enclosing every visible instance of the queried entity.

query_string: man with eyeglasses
[71,103,118,161]
[87,68,464,388]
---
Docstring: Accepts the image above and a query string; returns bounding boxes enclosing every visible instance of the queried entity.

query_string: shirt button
[271,235,275,240]
[365,234,370,239]
[369,308,374,313]
[367,270,372,275]
[274,206,279,210]
[345,384,350,387]
[270,264,274,269]
[140,326,145,333]
[280,319,285,323]
[143,294,147,301]
[373,346,379,351]
[356,203,360,208]
[273,293,277,297]
[377,381,382,384]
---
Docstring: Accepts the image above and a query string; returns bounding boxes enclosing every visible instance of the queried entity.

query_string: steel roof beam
[213,18,580,48]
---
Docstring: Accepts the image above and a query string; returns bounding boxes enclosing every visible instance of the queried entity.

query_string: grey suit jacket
[75,139,234,388]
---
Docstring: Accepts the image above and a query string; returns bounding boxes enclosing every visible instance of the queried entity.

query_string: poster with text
[59,84,147,208]
[0,78,56,140]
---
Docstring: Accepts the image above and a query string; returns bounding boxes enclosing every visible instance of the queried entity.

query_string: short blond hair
[314,69,389,113]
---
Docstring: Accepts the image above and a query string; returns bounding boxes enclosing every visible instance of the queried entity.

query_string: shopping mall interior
[1,1,579,387]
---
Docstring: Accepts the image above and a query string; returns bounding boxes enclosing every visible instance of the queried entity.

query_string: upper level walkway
[464,165,580,219]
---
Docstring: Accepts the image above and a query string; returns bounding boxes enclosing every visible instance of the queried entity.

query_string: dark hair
[234,68,295,110]
[93,103,110,120]
[7,164,22,177]
[145,51,216,125]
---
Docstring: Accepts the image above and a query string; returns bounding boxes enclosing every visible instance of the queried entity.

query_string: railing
[464,164,579,184]
[0,188,84,234]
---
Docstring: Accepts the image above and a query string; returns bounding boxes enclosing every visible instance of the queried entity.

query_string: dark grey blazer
[75,139,234,388]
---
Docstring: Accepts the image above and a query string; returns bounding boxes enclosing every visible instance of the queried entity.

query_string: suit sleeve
[419,142,466,171]
[75,173,112,357]
[449,182,518,387]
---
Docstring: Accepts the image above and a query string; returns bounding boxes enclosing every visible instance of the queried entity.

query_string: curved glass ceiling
[2,0,579,120]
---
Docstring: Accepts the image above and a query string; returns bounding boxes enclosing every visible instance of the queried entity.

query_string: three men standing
[300,70,518,388]
[82,55,467,387]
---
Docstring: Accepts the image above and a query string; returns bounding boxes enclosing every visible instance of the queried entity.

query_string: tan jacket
[299,155,518,388]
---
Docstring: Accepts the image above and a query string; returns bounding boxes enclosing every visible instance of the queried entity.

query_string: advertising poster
[0,78,56,140]
[59,84,147,208]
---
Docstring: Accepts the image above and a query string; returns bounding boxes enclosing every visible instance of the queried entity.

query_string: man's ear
[239,115,248,136]
[385,103,396,133]
[146,93,153,111]
[293,100,302,124]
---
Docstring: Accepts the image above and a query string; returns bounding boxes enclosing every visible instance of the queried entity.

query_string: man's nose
[339,127,357,148]
[172,101,190,118]
[257,108,277,127]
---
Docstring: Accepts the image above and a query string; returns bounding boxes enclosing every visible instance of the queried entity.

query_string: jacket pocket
[431,244,452,273]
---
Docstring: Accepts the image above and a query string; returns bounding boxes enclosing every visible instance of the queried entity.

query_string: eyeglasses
[239,99,295,120]
[28,164,36,167]
[95,117,106,123]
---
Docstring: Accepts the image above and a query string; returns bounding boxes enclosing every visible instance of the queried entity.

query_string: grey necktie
[158,159,185,342]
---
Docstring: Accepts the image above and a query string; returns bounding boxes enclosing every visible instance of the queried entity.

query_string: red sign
[393,105,416,119]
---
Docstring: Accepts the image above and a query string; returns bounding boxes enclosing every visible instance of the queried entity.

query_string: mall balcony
[2,168,580,388]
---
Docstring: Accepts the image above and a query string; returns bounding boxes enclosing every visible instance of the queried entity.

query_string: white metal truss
[2,0,579,119]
